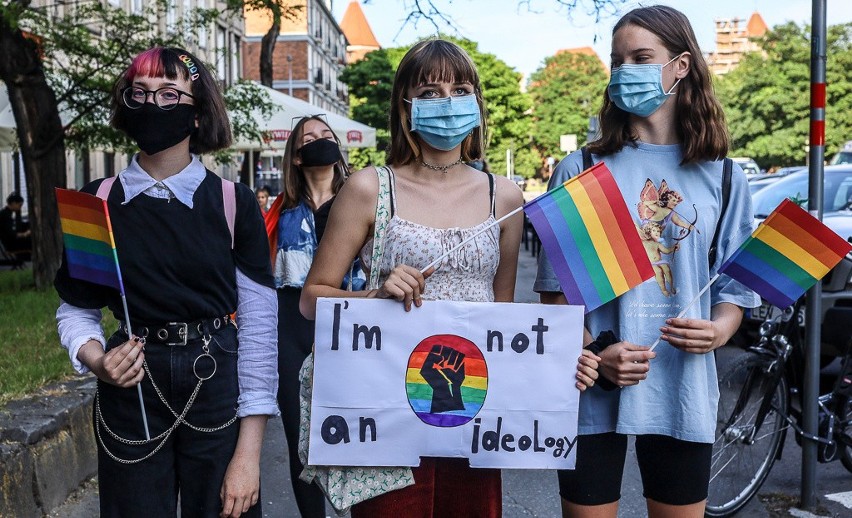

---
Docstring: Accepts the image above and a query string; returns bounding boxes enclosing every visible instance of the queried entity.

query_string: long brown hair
[278,115,347,210]
[588,5,728,164]
[111,47,232,153]
[387,39,488,165]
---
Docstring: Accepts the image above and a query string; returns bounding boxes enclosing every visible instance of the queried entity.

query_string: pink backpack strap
[222,179,236,249]
[95,176,117,200]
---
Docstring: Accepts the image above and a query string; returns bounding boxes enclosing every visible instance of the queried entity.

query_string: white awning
[231,82,376,151]
[0,83,18,152]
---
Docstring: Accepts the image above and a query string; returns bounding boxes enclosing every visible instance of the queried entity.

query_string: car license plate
[749,301,805,326]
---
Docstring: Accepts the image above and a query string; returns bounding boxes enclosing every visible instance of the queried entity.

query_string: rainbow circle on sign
[405,334,488,427]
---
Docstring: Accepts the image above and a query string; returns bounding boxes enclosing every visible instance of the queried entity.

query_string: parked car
[512,175,527,191]
[732,157,761,175]
[751,165,852,222]
[830,140,852,165]
[747,166,805,195]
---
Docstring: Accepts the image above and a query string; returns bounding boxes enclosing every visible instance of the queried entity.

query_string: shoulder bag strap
[581,146,593,171]
[222,179,236,250]
[709,158,733,268]
[369,166,392,290]
[95,176,117,200]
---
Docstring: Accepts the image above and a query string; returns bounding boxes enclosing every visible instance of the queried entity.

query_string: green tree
[718,22,852,167]
[527,51,608,162]
[447,37,536,178]
[0,0,270,288]
[340,49,395,169]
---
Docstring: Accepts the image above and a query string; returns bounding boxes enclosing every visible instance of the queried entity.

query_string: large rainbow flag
[719,198,852,309]
[56,188,124,291]
[525,163,655,313]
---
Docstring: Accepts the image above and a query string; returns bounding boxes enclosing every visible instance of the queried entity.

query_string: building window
[216,26,226,81]
[104,152,115,178]
[231,35,240,83]
[131,0,143,13]
[166,1,177,32]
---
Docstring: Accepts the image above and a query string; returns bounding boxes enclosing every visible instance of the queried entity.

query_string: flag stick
[118,295,151,440]
[649,273,720,351]
[110,240,151,441]
[420,205,526,274]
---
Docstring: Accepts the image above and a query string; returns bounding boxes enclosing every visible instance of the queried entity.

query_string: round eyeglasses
[121,87,195,110]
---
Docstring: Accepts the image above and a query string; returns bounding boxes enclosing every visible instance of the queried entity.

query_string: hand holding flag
[56,187,151,439]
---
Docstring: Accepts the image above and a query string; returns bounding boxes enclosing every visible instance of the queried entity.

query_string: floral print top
[359,171,500,303]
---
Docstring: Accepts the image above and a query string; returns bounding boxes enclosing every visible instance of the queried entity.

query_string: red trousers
[350,458,501,518]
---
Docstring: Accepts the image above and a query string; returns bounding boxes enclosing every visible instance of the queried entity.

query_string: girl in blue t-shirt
[535,6,759,518]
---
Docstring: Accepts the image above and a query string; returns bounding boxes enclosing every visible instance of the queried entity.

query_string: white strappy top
[359,169,501,303]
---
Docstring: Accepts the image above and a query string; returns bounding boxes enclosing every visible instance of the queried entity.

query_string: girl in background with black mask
[54,47,278,518]
[263,115,362,518]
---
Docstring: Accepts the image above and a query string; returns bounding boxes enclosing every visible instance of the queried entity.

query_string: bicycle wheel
[706,348,788,517]
[840,398,852,473]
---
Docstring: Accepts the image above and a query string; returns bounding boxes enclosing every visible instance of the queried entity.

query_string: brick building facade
[706,12,768,75]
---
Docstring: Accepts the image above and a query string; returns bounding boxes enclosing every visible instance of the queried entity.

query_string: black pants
[277,288,327,517]
[96,326,261,518]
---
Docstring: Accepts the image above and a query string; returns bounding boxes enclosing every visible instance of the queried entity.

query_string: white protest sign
[309,298,584,469]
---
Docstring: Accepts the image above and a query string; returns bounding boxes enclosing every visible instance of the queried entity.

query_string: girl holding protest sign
[535,6,759,518]
[263,115,363,517]
[302,38,599,517]
[54,47,277,518]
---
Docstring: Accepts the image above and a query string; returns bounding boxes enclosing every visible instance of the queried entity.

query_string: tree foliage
[527,51,608,161]
[717,22,852,167]
[0,0,270,287]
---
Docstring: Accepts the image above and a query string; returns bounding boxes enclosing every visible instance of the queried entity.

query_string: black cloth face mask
[298,138,342,167]
[122,103,197,155]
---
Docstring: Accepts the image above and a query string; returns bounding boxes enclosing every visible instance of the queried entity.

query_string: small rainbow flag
[56,188,124,291]
[525,163,655,312]
[719,198,852,309]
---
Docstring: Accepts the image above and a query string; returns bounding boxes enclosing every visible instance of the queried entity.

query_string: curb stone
[0,377,97,517]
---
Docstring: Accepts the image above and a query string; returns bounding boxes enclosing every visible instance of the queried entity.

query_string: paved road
[54,244,851,517]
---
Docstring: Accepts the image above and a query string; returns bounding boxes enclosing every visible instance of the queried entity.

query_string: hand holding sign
[421,344,466,413]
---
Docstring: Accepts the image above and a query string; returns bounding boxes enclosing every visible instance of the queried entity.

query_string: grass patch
[0,268,116,407]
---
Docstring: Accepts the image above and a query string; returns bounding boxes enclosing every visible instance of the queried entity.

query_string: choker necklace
[421,157,463,174]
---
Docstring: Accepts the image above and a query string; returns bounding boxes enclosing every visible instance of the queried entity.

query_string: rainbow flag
[56,188,124,291]
[719,199,852,309]
[525,162,655,312]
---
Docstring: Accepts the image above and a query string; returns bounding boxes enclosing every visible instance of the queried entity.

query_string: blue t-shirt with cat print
[534,141,760,443]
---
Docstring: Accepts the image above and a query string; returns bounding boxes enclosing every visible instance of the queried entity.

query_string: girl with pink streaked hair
[55,47,276,518]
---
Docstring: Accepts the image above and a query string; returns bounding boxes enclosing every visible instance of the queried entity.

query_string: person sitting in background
[0,192,32,261]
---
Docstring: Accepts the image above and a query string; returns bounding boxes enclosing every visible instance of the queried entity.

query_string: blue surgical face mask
[407,94,481,151]
[608,54,683,117]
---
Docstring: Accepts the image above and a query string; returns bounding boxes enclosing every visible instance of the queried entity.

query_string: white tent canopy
[231,82,376,151]
[0,83,18,152]
[0,81,75,152]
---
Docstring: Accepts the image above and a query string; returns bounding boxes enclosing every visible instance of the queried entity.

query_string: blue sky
[331,0,852,79]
